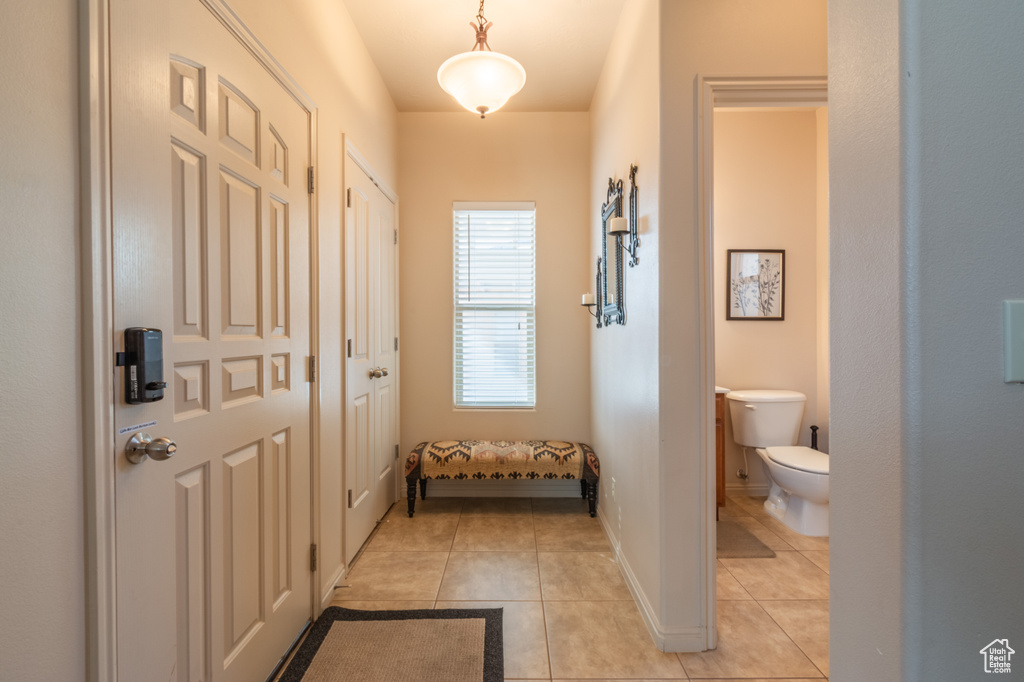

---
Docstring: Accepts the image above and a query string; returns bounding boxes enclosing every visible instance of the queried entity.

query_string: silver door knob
[126,432,177,464]
[369,367,383,379]
[380,367,389,377]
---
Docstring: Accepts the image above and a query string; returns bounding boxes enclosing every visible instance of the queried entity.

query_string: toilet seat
[763,446,829,474]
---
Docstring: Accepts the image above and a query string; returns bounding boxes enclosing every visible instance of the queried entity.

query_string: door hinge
[310,544,318,572]
[307,166,315,194]
[394,228,398,245]
[394,336,399,351]
[395,444,399,460]
[346,188,351,208]
[309,356,317,382]
[347,489,353,508]
[347,339,352,358]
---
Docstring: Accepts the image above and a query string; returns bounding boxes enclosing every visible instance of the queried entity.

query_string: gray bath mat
[717,519,776,558]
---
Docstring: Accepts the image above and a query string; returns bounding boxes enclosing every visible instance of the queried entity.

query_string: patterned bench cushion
[405,440,600,483]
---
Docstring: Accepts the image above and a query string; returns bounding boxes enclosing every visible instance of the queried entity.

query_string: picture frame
[600,177,624,326]
[726,249,785,320]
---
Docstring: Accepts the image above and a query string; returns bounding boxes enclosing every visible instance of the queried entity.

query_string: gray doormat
[717,519,776,558]
[278,606,503,682]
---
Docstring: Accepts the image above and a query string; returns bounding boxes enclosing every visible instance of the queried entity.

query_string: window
[453,202,536,408]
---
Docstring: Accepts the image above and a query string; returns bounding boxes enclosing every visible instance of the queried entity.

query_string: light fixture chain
[476,0,487,27]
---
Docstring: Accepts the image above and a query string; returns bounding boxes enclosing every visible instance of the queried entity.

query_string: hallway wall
[397,112,592,451]
[0,2,85,678]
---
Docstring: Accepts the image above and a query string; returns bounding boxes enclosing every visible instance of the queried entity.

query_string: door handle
[369,367,383,379]
[125,431,177,464]
[380,367,389,377]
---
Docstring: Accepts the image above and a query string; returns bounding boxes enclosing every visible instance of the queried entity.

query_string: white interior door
[344,152,398,560]
[111,1,314,680]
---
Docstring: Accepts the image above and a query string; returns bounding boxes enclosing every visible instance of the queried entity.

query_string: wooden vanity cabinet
[716,392,726,514]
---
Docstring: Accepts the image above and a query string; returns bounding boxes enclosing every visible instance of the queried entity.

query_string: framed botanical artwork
[726,249,785,320]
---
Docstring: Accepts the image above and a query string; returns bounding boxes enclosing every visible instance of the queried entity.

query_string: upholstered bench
[404,440,601,518]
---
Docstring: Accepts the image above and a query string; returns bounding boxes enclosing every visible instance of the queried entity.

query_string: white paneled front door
[111,1,314,680]
[344,151,398,561]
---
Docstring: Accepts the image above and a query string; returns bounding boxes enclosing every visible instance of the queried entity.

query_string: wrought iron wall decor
[624,165,640,267]
[600,178,625,326]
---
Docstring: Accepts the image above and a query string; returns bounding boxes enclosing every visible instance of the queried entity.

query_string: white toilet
[726,389,830,537]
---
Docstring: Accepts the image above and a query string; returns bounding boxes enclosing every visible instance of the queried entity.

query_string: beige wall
[713,109,826,493]
[589,0,665,639]
[398,112,592,450]
[815,108,829,454]
[0,1,86,678]
[658,0,827,644]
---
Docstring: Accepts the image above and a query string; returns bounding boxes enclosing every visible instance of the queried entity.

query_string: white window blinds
[453,203,536,408]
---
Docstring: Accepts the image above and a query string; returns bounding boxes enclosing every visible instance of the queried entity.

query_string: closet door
[344,151,398,561]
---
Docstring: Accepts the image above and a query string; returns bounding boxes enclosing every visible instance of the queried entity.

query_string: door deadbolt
[126,431,177,464]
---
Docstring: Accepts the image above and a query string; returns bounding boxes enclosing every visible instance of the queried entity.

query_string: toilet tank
[726,390,806,447]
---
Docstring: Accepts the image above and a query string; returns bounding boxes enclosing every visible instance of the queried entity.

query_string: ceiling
[342,0,627,113]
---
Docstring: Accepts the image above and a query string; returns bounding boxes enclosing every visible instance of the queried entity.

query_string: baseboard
[596,506,708,653]
[725,482,770,497]
[421,479,581,498]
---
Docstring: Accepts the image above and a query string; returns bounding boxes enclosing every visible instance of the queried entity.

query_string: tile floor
[324,493,829,681]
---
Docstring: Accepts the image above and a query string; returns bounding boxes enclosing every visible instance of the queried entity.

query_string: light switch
[1004,301,1024,383]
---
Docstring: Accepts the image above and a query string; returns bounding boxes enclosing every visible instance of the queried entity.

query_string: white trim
[725,482,771,497]
[596,507,706,652]
[345,141,398,204]
[199,0,316,111]
[420,480,581,498]
[696,73,828,655]
[81,1,116,680]
[453,201,536,212]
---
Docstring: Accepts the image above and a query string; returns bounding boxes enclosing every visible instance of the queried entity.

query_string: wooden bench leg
[587,480,598,518]
[580,479,588,499]
[407,480,417,517]
[419,478,427,500]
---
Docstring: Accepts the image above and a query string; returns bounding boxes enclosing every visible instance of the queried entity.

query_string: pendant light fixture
[437,0,526,118]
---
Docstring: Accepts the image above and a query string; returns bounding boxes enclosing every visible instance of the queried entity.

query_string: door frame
[695,75,827,650]
[80,2,320,679]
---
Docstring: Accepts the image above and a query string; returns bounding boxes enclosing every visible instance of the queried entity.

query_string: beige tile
[436,601,550,679]
[531,496,592,515]
[551,679,688,682]
[545,601,686,679]
[461,497,534,516]
[404,496,466,515]
[328,600,435,610]
[720,551,829,601]
[452,515,536,551]
[716,560,753,601]
[678,601,822,679]
[727,495,768,515]
[718,502,750,519]
[438,551,541,601]
[730,515,795,551]
[534,514,611,551]
[335,551,448,601]
[759,600,830,676]
[800,549,830,574]
[755,515,830,551]
[686,679,822,682]
[365,513,460,552]
[538,551,632,601]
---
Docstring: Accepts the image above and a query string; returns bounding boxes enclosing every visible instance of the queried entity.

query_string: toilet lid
[765,446,829,474]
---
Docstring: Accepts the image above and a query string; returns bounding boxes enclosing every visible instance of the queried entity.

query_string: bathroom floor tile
[364,512,460,552]
[534,514,611,551]
[759,599,830,676]
[730,515,796,551]
[452,515,536,551]
[716,560,753,601]
[755,515,830,551]
[334,551,449,601]
[531,496,592,515]
[539,551,632,601]
[437,551,541,601]
[678,601,822,679]
[545,600,687,679]
[800,550,830,574]
[720,551,829,600]
[436,600,550,679]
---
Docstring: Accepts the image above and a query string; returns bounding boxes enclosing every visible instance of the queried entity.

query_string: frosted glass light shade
[437,51,526,116]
